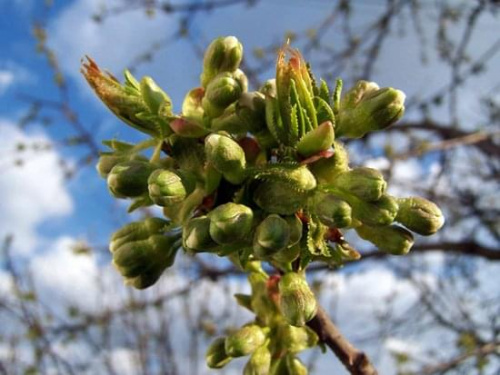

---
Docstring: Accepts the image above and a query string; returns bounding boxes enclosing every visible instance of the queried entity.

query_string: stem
[307,306,378,375]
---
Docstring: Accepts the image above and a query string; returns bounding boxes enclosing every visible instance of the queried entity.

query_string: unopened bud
[283,325,318,353]
[253,180,309,215]
[211,104,247,134]
[309,141,350,185]
[286,355,308,375]
[183,216,218,252]
[208,203,254,245]
[107,160,156,198]
[254,215,291,258]
[334,167,387,202]
[170,118,209,138]
[110,217,169,253]
[279,272,317,327]
[225,325,267,357]
[297,121,335,158]
[147,169,195,207]
[203,72,244,117]
[396,197,445,235]
[314,193,352,228]
[201,36,243,87]
[236,92,267,133]
[205,133,246,184]
[243,345,271,375]
[356,224,414,255]
[206,337,232,369]
[340,193,398,227]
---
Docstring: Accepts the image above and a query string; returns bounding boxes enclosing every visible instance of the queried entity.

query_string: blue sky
[0,1,499,374]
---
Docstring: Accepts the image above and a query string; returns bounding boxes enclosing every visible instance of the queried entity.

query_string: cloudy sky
[0,1,499,374]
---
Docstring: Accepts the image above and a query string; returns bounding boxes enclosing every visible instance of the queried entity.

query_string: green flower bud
[259,79,276,98]
[282,325,318,353]
[170,118,209,138]
[243,345,271,375]
[204,162,222,195]
[203,72,244,117]
[284,215,303,247]
[107,160,156,198]
[314,193,352,228]
[140,76,172,115]
[181,87,205,124]
[296,121,335,158]
[396,197,445,235]
[233,68,249,93]
[254,215,291,258]
[205,133,246,185]
[183,216,218,252]
[147,169,195,207]
[201,36,243,87]
[279,272,317,327]
[337,80,405,138]
[236,92,267,133]
[309,141,349,185]
[225,325,267,357]
[286,355,308,375]
[253,180,309,215]
[356,224,414,255]
[211,104,247,134]
[206,337,232,369]
[110,217,169,253]
[338,193,398,227]
[208,203,254,245]
[96,154,128,178]
[334,167,387,202]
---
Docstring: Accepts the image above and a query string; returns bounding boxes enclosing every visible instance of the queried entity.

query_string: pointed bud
[309,141,350,185]
[203,72,244,117]
[243,345,271,375]
[140,76,172,115]
[356,224,414,255]
[254,215,291,258]
[337,80,405,138]
[205,133,247,185]
[107,160,156,198]
[110,217,169,253]
[208,203,254,245]
[96,154,128,178]
[183,216,218,253]
[148,169,195,207]
[334,167,387,202]
[337,193,398,227]
[201,36,243,87]
[314,193,352,228]
[206,337,233,369]
[225,325,267,357]
[297,121,335,158]
[279,272,317,327]
[283,325,318,353]
[396,197,445,235]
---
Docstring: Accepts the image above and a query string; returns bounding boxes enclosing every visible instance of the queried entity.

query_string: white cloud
[0,120,73,254]
[0,70,14,94]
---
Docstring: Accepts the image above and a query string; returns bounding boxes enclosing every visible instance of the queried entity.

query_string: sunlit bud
[225,325,267,358]
[254,215,291,258]
[201,36,243,87]
[96,154,127,178]
[233,69,249,93]
[356,224,414,255]
[297,121,335,158]
[203,72,244,117]
[205,133,246,185]
[170,118,209,138]
[236,92,267,133]
[253,180,309,215]
[396,197,445,235]
[260,79,277,98]
[334,167,387,202]
[283,325,318,353]
[286,355,308,375]
[309,141,350,185]
[107,160,156,198]
[314,193,352,228]
[206,337,233,369]
[243,345,271,375]
[81,58,164,137]
[182,216,218,252]
[208,203,254,245]
[110,217,169,253]
[339,193,398,227]
[337,80,405,138]
[182,87,205,123]
[140,76,172,115]
[147,169,195,207]
[279,272,317,327]
[204,163,222,195]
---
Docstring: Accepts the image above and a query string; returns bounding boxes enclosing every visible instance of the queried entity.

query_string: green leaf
[319,79,330,104]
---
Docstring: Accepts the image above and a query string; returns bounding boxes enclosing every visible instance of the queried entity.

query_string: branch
[307,306,378,375]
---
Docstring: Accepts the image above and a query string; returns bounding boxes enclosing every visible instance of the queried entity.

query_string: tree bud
[340,193,398,226]
[96,154,128,178]
[282,325,318,353]
[110,217,169,253]
[201,36,243,87]
[203,72,244,117]
[396,197,445,235]
[334,167,387,202]
[337,80,405,138]
[279,272,317,327]
[356,224,414,255]
[183,216,218,252]
[208,203,254,245]
[225,325,267,357]
[254,215,291,258]
[236,92,267,133]
[296,121,335,158]
[147,169,195,207]
[286,355,308,375]
[205,133,246,184]
[206,337,232,369]
[140,76,172,115]
[314,193,352,228]
[170,118,209,138]
[243,345,271,375]
[309,141,350,185]
[253,180,309,215]
[211,104,247,134]
[284,214,303,247]
[107,160,156,198]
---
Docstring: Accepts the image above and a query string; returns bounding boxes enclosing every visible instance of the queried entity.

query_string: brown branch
[307,306,378,375]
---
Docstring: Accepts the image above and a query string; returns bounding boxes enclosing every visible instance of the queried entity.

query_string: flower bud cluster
[85,35,445,374]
